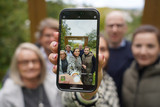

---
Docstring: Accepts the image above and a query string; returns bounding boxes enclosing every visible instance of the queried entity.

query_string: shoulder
[123,61,137,78]
[124,40,132,48]
[0,78,21,94]
[0,78,23,106]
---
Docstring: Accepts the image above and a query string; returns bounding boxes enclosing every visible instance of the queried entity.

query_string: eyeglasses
[18,59,40,66]
[43,34,53,38]
[107,24,124,29]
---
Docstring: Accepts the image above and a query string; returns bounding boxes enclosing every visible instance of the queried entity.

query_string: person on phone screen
[49,33,119,107]
[0,43,63,107]
[65,45,73,57]
[79,44,84,58]
[81,46,96,85]
[67,48,82,79]
[59,50,68,74]
[122,25,160,107]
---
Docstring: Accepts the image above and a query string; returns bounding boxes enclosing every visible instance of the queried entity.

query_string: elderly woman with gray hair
[0,43,63,107]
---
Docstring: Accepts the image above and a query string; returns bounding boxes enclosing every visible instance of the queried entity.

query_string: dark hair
[84,46,90,50]
[132,25,160,44]
[72,48,80,57]
[99,33,109,49]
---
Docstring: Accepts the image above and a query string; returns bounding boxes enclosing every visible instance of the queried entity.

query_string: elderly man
[104,11,134,105]
[35,18,59,75]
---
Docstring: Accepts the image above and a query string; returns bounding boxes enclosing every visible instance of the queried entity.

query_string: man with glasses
[104,11,134,106]
[35,18,59,75]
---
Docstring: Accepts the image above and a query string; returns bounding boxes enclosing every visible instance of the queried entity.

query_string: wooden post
[27,0,47,43]
[142,0,160,30]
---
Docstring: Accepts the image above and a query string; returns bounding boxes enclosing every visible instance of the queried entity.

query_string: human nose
[112,25,118,32]
[28,61,34,68]
[140,47,147,55]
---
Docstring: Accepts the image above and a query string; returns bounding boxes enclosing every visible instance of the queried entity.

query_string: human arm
[48,32,105,102]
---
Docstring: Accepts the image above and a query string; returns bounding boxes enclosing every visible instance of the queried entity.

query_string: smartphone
[57,8,100,92]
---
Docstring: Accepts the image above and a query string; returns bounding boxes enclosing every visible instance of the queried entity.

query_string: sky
[63,20,97,36]
[63,0,145,10]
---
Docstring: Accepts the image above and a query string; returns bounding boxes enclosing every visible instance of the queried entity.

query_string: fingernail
[53,42,57,47]
[52,54,57,59]
[102,55,104,59]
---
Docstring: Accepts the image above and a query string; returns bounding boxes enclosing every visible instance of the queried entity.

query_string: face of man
[40,27,58,52]
[79,44,83,50]
[66,46,71,52]
[105,12,127,47]
[84,48,90,55]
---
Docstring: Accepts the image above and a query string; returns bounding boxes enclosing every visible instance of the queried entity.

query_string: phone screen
[57,8,99,92]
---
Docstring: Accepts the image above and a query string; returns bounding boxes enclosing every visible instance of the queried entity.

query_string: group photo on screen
[59,19,97,85]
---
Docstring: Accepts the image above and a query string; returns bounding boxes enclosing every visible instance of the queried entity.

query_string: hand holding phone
[49,31,105,99]
[57,8,100,92]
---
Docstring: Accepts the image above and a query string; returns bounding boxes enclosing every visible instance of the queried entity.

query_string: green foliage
[46,0,65,19]
[47,0,75,19]
[72,43,79,49]
[0,0,30,81]
[126,11,142,40]
[97,7,113,31]
[86,29,97,48]
[60,20,72,49]
[0,0,74,82]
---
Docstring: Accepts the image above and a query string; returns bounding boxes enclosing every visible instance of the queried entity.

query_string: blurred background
[0,0,160,88]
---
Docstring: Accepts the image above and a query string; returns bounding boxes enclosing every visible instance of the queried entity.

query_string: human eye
[134,44,142,48]
[19,60,28,65]
[107,24,113,28]
[100,47,107,52]
[147,44,155,48]
[117,24,124,28]
[32,59,39,64]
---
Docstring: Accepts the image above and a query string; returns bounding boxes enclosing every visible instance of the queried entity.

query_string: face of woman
[60,51,66,60]
[18,49,41,80]
[99,37,109,67]
[132,32,160,67]
[74,49,80,57]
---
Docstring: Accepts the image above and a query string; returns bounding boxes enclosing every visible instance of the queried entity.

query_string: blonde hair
[35,18,59,40]
[10,43,46,86]
[60,50,67,58]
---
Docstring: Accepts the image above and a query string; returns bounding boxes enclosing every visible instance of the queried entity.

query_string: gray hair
[35,18,59,41]
[65,45,71,49]
[10,42,46,86]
